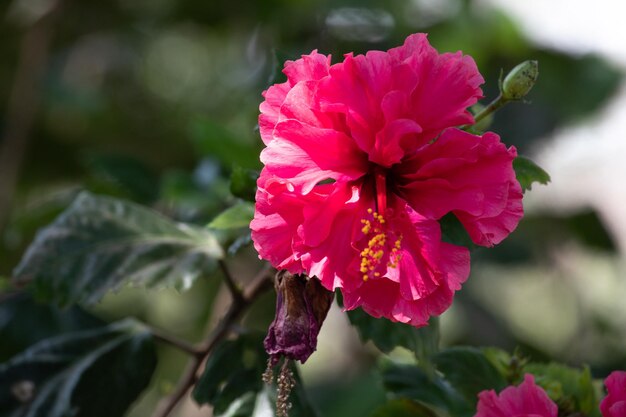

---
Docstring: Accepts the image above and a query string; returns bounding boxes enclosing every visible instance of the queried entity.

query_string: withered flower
[264,271,334,365]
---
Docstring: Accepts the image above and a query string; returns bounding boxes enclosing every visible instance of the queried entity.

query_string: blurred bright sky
[485,0,626,253]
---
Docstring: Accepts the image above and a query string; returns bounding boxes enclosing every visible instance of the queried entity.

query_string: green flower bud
[501,60,539,101]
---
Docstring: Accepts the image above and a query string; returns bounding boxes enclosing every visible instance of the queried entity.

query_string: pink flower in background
[251,33,523,326]
[474,374,557,417]
[601,371,626,417]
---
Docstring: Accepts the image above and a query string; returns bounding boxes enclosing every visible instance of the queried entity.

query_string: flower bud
[264,271,334,364]
[501,60,539,101]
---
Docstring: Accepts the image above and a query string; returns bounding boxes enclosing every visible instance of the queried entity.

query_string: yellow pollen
[359,210,404,281]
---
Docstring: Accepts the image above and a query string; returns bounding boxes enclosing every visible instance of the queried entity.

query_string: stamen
[359,210,403,281]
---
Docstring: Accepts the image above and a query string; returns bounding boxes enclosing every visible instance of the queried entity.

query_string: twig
[218,259,244,304]
[471,93,509,126]
[150,263,274,417]
[150,327,202,357]
[0,0,63,236]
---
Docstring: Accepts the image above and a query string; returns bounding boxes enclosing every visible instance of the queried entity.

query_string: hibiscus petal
[396,129,523,246]
[475,375,557,417]
[297,184,367,291]
[261,119,367,193]
[389,34,484,141]
[342,200,470,327]
[259,51,331,144]
[251,184,304,273]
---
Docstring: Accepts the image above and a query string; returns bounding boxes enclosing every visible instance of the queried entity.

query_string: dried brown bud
[264,271,334,364]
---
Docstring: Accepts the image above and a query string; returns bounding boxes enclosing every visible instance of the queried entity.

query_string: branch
[150,263,274,417]
[150,327,202,357]
[0,0,63,236]
[218,259,244,304]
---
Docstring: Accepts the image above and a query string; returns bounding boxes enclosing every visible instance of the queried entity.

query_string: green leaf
[0,319,156,417]
[194,333,318,417]
[208,202,255,230]
[193,333,266,416]
[0,292,104,362]
[346,308,439,362]
[381,361,470,417]
[525,362,598,416]
[432,347,508,406]
[13,192,224,307]
[230,166,259,202]
[439,213,476,250]
[372,399,440,417]
[513,156,550,192]
[83,153,160,204]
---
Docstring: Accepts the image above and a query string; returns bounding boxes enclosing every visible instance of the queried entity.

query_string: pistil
[374,165,387,217]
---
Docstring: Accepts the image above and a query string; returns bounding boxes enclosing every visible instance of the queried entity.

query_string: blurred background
[1,0,625,416]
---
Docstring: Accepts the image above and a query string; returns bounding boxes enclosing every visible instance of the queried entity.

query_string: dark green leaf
[525,362,598,416]
[83,153,160,204]
[372,399,440,417]
[208,202,255,230]
[381,361,470,417]
[13,192,223,307]
[347,308,439,362]
[194,333,318,417]
[0,319,156,417]
[439,213,476,249]
[513,156,550,192]
[432,347,508,406]
[193,333,266,416]
[0,292,104,362]
[230,166,259,202]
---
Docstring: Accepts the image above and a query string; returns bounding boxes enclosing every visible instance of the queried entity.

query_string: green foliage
[513,156,551,192]
[0,319,156,417]
[525,362,599,416]
[208,201,255,230]
[193,333,317,417]
[0,292,104,362]
[432,347,508,406]
[371,399,439,417]
[13,192,223,307]
[346,309,440,363]
[439,213,476,250]
[190,119,261,169]
[193,333,266,415]
[230,167,259,202]
[378,348,606,417]
[381,361,471,417]
[83,153,160,204]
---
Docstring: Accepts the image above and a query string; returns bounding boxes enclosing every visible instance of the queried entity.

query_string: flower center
[359,208,402,281]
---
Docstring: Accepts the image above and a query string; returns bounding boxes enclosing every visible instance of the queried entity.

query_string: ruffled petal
[601,371,626,417]
[396,129,523,246]
[250,178,304,273]
[297,184,367,291]
[261,119,368,193]
[389,34,484,141]
[474,375,557,417]
[342,201,470,327]
[259,51,331,144]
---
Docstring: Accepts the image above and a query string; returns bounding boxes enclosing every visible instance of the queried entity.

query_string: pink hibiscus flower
[601,371,626,417]
[251,33,523,326]
[474,374,557,417]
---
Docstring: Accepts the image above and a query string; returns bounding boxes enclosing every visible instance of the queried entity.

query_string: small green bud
[501,60,539,101]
